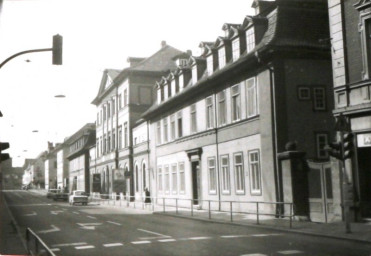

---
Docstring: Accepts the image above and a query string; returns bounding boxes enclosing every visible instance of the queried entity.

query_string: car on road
[53,191,69,201]
[69,190,89,206]
[46,189,58,199]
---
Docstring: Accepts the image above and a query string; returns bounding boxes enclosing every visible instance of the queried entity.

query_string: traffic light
[324,142,342,160]
[0,142,10,162]
[52,34,63,65]
[343,132,354,160]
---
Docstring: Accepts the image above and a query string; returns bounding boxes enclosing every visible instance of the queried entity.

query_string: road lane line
[132,241,151,244]
[73,211,80,214]
[277,250,304,255]
[241,254,267,256]
[50,248,60,252]
[75,245,95,250]
[137,228,170,237]
[188,237,211,240]
[87,216,97,219]
[52,242,87,247]
[38,225,60,234]
[251,234,271,237]
[107,221,121,226]
[158,239,176,242]
[221,235,248,238]
[23,211,37,216]
[103,243,123,247]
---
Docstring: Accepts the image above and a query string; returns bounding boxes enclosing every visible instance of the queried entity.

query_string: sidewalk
[0,188,28,255]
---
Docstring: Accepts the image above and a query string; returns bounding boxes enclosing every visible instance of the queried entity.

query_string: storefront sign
[357,133,371,147]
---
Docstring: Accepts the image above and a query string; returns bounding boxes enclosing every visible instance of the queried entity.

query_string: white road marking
[50,248,60,252]
[38,225,60,234]
[50,210,64,215]
[75,245,95,250]
[87,216,97,219]
[251,234,270,237]
[241,254,267,256]
[221,235,248,238]
[132,241,151,244]
[23,211,37,216]
[52,242,87,247]
[188,237,211,240]
[158,239,176,242]
[77,222,102,230]
[73,211,80,214]
[107,221,121,226]
[137,228,170,238]
[103,243,123,247]
[277,250,304,255]
[13,192,23,198]
[11,203,52,207]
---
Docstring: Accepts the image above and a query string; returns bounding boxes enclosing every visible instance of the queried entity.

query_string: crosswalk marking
[52,242,87,247]
[87,215,97,219]
[103,243,123,247]
[158,239,176,242]
[188,236,211,240]
[221,235,248,238]
[75,245,95,250]
[277,250,304,255]
[107,220,121,226]
[132,241,151,244]
[50,248,60,252]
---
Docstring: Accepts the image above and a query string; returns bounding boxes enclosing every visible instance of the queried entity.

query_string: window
[158,166,163,192]
[207,55,213,75]
[361,17,371,79]
[246,78,258,117]
[112,129,116,150]
[298,87,310,100]
[96,139,99,157]
[156,121,162,145]
[164,165,170,193]
[142,162,146,190]
[313,87,326,111]
[249,150,261,195]
[221,155,230,194]
[100,109,103,123]
[118,126,122,149]
[206,97,214,129]
[177,111,183,137]
[234,153,245,194]
[208,157,217,194]
[124,89,128,106]
[103,135,107,154]
[171,164,177,194]
[316,133,329,159]
[246,27,255,53]
[231,84,241,121]
[118,94,122,109]
[218,47,226,69]
[362,85,371,101]
[179,162,185,193]
[170,114,176,140]
[157,88,162,104]
[218,90,227,125]
[100,137,103,155]
[163,117,168,143]
[103,106,106,121]
[107,132,111,152]
[112,98,116,115]
[107,103,110,119]
[190,104,197,133]
[124,122,128,148]
[135,164,139,192]
[232,39,240,61]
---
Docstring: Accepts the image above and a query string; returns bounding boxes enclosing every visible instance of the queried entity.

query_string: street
[3,190,371,256]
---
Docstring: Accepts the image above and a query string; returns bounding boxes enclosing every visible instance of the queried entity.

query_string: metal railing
[26,228,55,256]
[89,193,294,228]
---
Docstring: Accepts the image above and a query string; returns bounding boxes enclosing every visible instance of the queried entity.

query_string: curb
[154,212,371,245]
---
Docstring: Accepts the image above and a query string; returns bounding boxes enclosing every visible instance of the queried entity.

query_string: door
[357,147,371,218]
[307,161,334,223]
[192,161,199,205]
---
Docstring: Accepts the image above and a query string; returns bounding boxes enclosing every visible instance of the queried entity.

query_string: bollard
[208,200,211,219]
[256,202,259,225]
[230,201,233,222]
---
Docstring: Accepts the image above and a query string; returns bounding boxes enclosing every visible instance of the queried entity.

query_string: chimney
[47,141,54,151]
[161,40,167,48]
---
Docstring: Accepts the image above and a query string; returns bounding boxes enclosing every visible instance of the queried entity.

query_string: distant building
[91,42,188,198]
[1,158,23,189]
[55,142,70,190]
[44,142,57,190]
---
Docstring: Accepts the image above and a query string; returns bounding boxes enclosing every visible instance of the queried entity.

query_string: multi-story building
[66,123,95,193]
[327,0,371,220]
[32,151,47,188]
[91,42,188,198]
[55,142,69,190]
[44,142,57,190]
[142,0,334,216]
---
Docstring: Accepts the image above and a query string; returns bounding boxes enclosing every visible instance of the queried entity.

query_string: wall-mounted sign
[357,133,371,148]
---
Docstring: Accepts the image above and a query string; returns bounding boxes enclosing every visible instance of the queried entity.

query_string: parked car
[53,190,69,201]
[46,189,58,199]
[69,190,88,206]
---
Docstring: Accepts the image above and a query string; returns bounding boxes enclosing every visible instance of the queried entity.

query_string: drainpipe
[213,92,222,211]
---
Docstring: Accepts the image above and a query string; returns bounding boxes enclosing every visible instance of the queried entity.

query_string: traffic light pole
[339,130,351,233]
[0,48,52,69]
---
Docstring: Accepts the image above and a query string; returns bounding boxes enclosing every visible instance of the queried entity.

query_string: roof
[91,69,121,105]
[142,0,330,120]
[92,45,185,105]
[64,123,96,145]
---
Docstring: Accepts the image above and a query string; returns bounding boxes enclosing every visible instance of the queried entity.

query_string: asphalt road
[4,190,371,256]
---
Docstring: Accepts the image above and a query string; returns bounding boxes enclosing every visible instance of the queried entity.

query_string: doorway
[357,147,371,218]
[191,161,200,205]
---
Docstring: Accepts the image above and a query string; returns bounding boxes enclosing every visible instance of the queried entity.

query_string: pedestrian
[144,188,151,204]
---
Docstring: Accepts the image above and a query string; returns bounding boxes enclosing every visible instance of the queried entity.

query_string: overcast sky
[0,0,254,167]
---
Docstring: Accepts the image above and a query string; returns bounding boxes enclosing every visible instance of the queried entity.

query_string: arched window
[142,162,146,190]
[135,164,139,192]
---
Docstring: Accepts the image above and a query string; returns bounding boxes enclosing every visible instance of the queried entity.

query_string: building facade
[44,142,57,190]
[142,0,335,215]
[91,42,187,198]
[328,0,371,220]
[55,142,70,190]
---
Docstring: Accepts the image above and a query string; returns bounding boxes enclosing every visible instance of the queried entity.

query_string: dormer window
[157,88,161,104]
[192,65,198,85]
[218,47,226,69]
[207,55,213,75]
[246,27,255,53]
[177,58,188,68]
[171,79,176,95]
[232,38,240,61]
[164,83,168,100]
[179,74,184,91]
